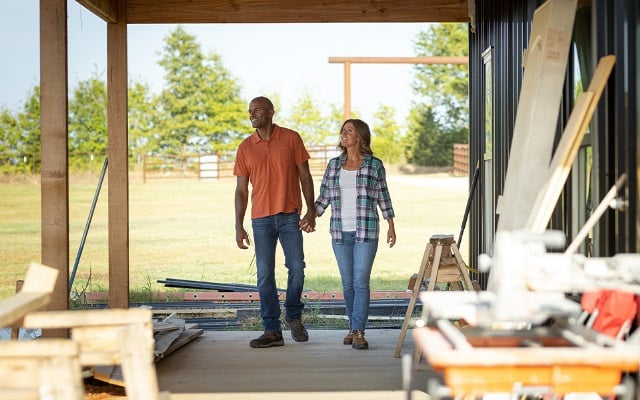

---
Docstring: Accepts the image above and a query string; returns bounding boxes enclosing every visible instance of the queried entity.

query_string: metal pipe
[564,173,627,255]
[69,157,108,292]
[458,160,480,248]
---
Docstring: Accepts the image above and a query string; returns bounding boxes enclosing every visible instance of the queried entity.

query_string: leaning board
[496,0,577,233]
[525,55,616,232]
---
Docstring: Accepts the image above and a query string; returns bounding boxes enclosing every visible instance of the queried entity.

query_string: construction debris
[158,277,285,292]
[92,315,203,386]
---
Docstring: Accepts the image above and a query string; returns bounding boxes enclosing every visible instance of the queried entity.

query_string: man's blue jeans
[331,231,378,331]
[252,212,305,332]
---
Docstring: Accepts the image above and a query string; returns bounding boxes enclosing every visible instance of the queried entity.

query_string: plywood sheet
[497,0,577,232]
[526,55,616,232]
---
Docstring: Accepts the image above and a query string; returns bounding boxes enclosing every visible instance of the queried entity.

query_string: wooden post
[40,0,70,331]
[343,61,351,120]
[107,0,130,309]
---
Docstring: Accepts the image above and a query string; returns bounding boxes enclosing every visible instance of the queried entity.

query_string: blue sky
[1,1,432,128]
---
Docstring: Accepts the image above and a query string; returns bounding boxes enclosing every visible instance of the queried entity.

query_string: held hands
[299,211,316,233]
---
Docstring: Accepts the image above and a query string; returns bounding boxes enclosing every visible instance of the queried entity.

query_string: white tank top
[340,169,357,232]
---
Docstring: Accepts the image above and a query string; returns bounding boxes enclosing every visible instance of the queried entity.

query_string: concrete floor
[156,329,437,399]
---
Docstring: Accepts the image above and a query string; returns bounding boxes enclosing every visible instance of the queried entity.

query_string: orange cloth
[234,125,310,219]
[581,289,637,338]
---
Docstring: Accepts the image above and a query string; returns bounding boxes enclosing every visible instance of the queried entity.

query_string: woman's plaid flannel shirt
[315,153,395,244]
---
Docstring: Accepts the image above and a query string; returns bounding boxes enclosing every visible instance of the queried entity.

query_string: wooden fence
[453,143,469,176]
[142,144,468,182]
[142,145,340,183]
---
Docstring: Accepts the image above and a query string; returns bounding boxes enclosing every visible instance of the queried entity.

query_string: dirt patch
[84,378,126,399]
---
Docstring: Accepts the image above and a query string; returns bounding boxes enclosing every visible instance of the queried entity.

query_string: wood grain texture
[107,0,130,309]
[526,53,616,233]
[40,0,70,319]
[122,0,470,24]
[496,0,577,234]
[0,263,58,328]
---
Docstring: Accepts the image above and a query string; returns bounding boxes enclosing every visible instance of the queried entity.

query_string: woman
[313,118,396,350]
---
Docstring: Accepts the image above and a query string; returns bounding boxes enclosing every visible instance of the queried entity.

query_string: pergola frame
[328,56,469,119]
[38,0,472,324]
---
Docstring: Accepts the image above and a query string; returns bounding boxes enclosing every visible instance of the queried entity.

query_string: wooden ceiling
[77,0,472,24]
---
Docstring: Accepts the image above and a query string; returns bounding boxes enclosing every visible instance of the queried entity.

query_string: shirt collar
[250,124,280,143]
[338,152,372,164]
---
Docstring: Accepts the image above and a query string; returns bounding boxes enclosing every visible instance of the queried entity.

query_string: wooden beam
[0,293,51,328]
[330,56,468,121]
[40,0,70,325]
[107,0,130,309]
[329,56,469,65]
[123,0,470,24]
[467,0,476,33]
[76,0,118,23]
[343,62,351,120]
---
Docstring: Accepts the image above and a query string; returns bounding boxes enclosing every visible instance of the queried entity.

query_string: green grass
[0,172,470,300]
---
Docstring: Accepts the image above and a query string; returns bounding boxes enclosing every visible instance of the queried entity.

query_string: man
[234,96,316,348]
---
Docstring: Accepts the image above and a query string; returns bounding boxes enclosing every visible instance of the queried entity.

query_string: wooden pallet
[0,339,85,399]
[0,263,85,399]
[23,308,162,400]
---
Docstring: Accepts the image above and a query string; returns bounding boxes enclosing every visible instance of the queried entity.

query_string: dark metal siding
[467,0,638,287]
[468,0,538,287]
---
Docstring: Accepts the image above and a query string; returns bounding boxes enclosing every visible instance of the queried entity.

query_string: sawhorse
[394,234,475,361]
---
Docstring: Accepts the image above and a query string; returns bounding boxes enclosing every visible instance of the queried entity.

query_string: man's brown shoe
[343,329,353,345]
[351,330,368,350]
[249,331,284,348]
[285,317,309,342]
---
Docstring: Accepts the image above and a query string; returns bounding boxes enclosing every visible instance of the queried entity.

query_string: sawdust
[83,378,126,399]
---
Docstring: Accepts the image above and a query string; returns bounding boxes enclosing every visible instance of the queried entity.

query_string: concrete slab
[168,391,430,399]
[156,329,436,398]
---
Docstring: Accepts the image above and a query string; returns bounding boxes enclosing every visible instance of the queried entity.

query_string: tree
[326,104,345,140]
[407,23,469,166]
[413,23,468,127]
[405,103,466,167]
[405,104,438,166]
[17,86,42,173]
[128,81,158,163]
[285,90,334,146]
[371,104,404,164]
[68,75,107,170]
[155,26,248,154]
[0,107,21,173]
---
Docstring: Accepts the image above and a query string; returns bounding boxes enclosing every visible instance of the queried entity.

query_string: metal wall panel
[468,0,639,288]
[468,0,536,287]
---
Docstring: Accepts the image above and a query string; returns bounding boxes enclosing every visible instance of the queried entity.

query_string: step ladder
[394,234,475,361]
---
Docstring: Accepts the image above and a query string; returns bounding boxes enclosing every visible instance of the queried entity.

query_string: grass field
[0,172,470,301]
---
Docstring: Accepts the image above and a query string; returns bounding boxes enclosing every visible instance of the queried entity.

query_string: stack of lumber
[93,314,203,386]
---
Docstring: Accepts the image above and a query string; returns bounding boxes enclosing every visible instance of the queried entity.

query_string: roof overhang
[77,0,472,24]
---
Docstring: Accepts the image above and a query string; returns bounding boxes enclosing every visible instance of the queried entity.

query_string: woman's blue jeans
[252,212,305,332]
[331,231,378,331]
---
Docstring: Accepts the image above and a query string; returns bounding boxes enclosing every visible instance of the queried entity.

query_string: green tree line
[0,24,467,175]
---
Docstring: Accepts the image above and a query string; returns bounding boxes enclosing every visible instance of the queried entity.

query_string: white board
[496,0,577,232]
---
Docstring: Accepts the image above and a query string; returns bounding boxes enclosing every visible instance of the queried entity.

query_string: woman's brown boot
[351,330,369,349]
[343,329,354,345]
